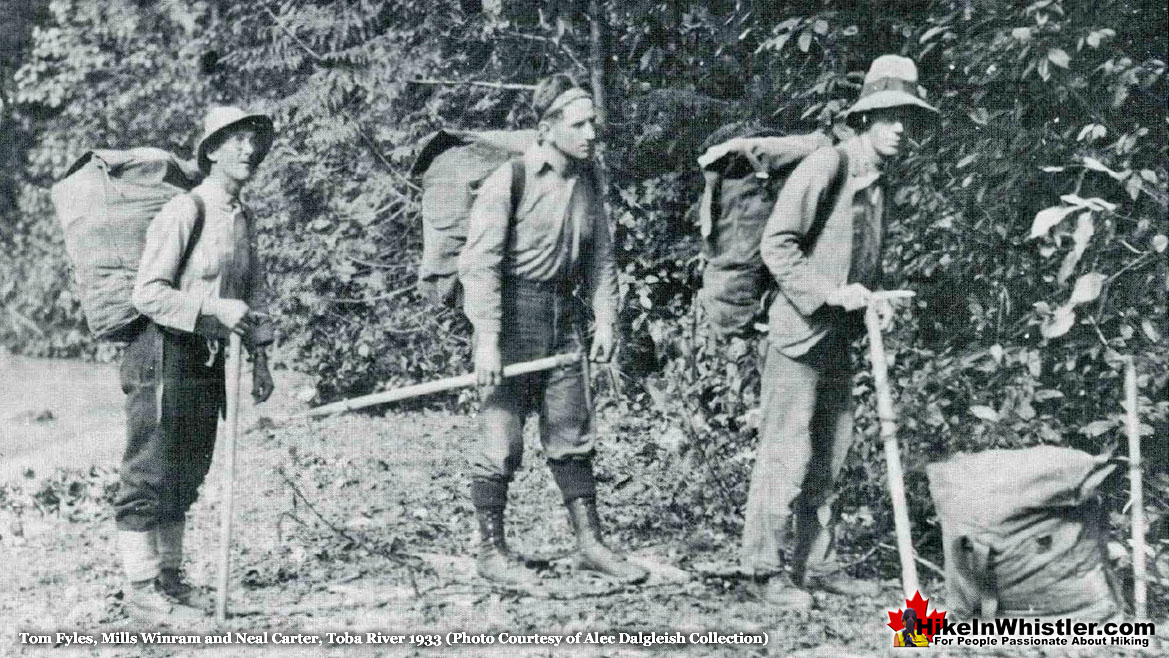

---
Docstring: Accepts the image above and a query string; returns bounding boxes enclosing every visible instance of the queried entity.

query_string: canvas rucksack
[927,446,1125,620]
[51,148,204,341]
[410,129,537,307]
[695,130,848,336]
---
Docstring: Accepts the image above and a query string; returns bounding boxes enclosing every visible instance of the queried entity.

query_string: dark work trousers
[467,278,594,484]
[740,329,854,579]
[114,322,225,532]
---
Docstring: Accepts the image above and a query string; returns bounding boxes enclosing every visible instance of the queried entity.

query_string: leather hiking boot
[565,497,648,584]
[746,574,814,609]
[124,578,206,625]
[157,568,192,602]
[475,506,539,587]
[803,572,880,597]
[157,568,209,608]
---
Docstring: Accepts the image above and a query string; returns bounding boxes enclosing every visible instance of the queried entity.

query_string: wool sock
[470,478,508,510]
[117,529,161,583]
[549,458,597,503]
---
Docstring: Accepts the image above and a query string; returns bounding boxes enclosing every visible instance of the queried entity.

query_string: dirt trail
[0,357,1136,657]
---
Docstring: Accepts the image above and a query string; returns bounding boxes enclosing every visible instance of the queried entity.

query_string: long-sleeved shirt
[458,142,618,334]
[133,181,274,346]
[760,136,885,356]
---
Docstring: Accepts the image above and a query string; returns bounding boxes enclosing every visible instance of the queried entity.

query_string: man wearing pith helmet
[458,73,648,587]
[116,106,277,623]
[741,55,937,608]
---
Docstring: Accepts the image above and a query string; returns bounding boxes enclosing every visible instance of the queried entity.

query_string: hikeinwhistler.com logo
[887,591,1156,648]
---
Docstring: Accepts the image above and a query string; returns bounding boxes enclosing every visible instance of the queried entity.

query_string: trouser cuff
[470,478,508,510]
[117,529,160,583]
[549,458,597,503]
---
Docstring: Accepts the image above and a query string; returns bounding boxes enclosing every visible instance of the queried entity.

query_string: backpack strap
[492,158,526,279]
[176,192,206,280]
[802,149,850,250]
[509,158,526,216]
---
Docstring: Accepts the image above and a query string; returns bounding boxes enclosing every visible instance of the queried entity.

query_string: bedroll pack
[410,129,537,307]
[927,446,1125,620]
[51,148,203,340]
[695,131,840,336]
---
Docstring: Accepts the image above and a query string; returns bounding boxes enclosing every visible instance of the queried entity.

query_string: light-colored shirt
[458,142,618,334]
[132,181,274,346]
[760,136,885,356]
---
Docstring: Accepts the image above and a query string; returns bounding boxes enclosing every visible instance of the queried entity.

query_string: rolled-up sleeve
[586,190,618,329]
[457,163,512,334]
[760,148,841,316]
[132,195,203,332]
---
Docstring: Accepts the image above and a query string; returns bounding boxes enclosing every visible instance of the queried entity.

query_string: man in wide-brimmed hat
[741,55,937,608]
[117,106,276,623]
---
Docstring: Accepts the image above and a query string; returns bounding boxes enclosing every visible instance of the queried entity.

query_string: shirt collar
[525,142,578,177]
[841,137,884,191]
[841,137,884,179]
[193,180,242,209]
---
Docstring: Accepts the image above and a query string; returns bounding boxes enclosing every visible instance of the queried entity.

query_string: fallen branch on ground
[277,467,430,595]
[878,542,945,577]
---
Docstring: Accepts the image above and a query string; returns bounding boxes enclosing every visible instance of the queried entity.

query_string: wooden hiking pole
[1125,356,1147,619]
[294,353,581,419]
[216,333,244,626]
[864,291,919,599]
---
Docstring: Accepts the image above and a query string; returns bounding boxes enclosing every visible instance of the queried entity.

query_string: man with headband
[458,74,647,586]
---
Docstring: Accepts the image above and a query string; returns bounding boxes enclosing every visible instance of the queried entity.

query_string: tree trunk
[588,0,611,208]
[588,0,607,128]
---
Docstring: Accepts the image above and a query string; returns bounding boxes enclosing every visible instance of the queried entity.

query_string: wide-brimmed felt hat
[195,106,275,173]
[844,55,938,116]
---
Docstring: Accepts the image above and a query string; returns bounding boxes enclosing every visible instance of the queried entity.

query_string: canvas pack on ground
[695,130,845,336]
[51,148,203,341]
[927,446,1125,620]
[410,129,537,307]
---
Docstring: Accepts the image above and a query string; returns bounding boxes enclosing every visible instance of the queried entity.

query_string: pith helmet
[844,55,938,116]
[194,106,274,173]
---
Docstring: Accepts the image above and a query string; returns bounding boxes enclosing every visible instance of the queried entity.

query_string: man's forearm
[762,236,832,316]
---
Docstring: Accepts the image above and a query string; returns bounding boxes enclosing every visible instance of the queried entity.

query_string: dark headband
[859,76,921,99]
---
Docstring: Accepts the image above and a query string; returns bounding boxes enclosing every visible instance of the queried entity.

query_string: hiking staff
[1125,356,1147,619]
[215,333,244,626]
[295,352,582,419]
[864,290,918,599]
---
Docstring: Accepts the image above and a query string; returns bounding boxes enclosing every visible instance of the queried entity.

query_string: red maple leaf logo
[887,590,947,641]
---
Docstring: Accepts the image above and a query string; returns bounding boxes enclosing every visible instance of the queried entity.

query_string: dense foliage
[2,0,1166,590]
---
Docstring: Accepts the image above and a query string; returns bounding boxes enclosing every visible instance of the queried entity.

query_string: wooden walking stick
[216,333,244,626]
[294,352,581,419]
[864,290,919,599]
[1125,356,1147,619]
